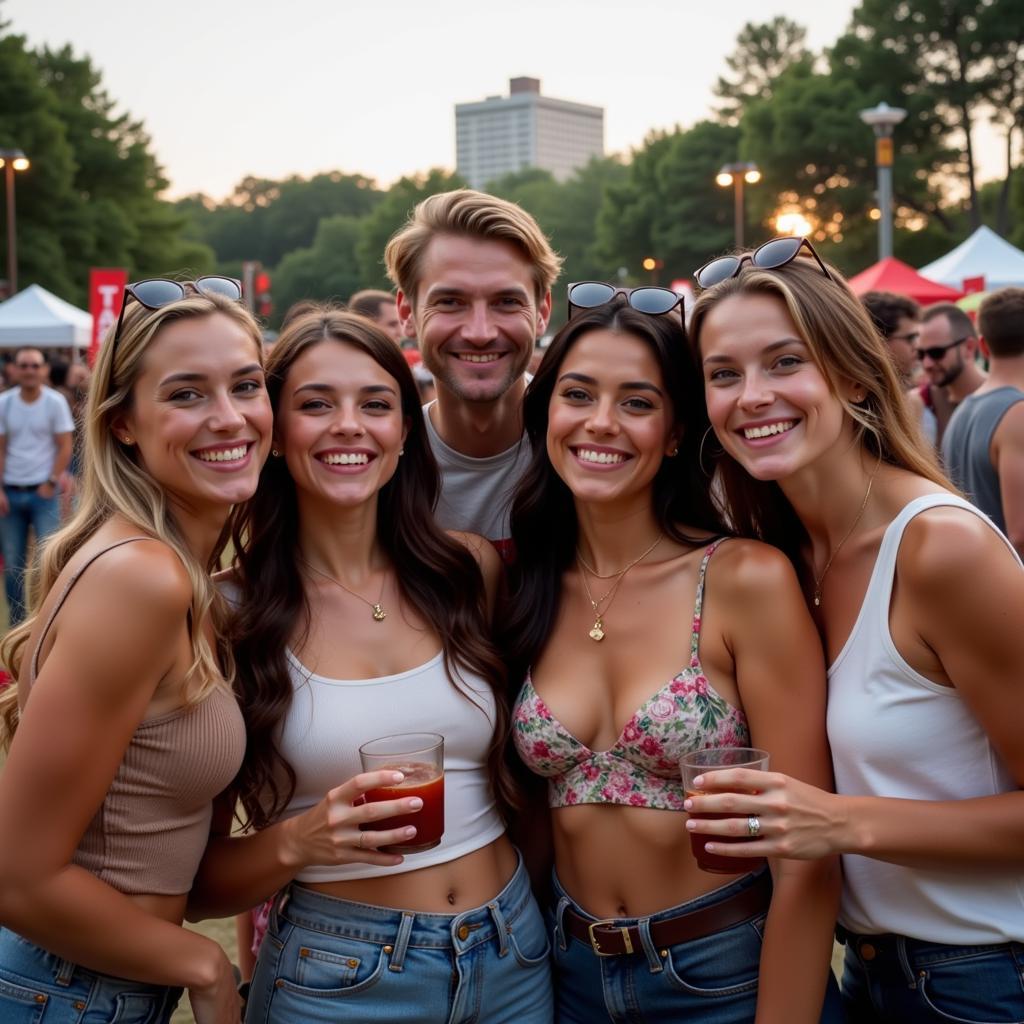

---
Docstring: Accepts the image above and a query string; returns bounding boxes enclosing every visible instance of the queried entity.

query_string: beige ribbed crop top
[24,537,246,896]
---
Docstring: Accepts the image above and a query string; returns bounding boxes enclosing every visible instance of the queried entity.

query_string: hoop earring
[698,426,723,478]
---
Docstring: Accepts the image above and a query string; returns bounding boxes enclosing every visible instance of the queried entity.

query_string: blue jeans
[0,927,182,1023]
[840,926,1024,1023]
[0,487,60,623]
[550,869,843,1023]
[245,853,553,1023]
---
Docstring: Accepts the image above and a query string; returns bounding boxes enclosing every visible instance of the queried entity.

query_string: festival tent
[919,225,1024,292]
[0,284,91,349]
[847,257,963,304]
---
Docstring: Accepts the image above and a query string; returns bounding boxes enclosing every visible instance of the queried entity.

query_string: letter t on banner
[88,268,128,367]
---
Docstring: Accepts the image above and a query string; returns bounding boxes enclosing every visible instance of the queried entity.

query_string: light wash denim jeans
[840,926,1024,1023]
[0,927,182,1023]
[245,853,552,1024]
[550,868,843,1023]
[0,487,60,624]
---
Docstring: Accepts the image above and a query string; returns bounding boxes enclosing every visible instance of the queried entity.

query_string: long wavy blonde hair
[0,290,264,748]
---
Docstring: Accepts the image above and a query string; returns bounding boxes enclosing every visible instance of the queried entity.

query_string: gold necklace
[301,558,388,622]
[576,534,663,641]
[812,458,881,607]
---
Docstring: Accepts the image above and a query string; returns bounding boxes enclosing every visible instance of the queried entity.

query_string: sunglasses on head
[567,281,684,321]
[915,336,969,361]
[111,276,243,350]
[694,236,835,289]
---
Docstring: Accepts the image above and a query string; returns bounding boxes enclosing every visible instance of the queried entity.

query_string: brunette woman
[188,309,552,1023]
[503,293,842,1023]
[0,280,272,1024]
[687,238,1024,1022]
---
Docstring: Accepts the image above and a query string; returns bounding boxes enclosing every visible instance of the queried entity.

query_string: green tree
[594,123,742,287]
[180,172,382,269]
[354,168,465,292]
[272,215,364,321]
[714,17,813,125]
[849,0,1003,230]
[0,29,84,299]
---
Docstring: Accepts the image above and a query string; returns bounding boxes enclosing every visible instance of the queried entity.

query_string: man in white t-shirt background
[385,190,560,561]
[0,347,74,622]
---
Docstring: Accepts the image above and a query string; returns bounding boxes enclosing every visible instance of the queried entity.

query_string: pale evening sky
[7,0,1003,200]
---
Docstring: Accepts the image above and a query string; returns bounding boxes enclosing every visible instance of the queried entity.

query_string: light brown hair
[384,189,562,305]
[688,256,951,565]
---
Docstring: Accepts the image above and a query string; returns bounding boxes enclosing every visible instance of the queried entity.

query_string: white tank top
[276,648,506,882]
[828,493,1024,944]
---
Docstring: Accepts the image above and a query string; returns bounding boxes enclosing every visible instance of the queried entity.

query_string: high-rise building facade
[455,77,604,191]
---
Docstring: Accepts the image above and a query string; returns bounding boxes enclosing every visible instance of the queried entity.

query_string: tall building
[455,77,604,191]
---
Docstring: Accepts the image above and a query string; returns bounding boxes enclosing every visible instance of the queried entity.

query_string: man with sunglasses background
[862,291,922,388]
[386,190,559,561]
[942,288,1024,558]
[0,347,74,623]
[907,303,985,450]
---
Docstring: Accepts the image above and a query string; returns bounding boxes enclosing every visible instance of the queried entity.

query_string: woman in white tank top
[188,309,552,1023]
[685,239,1024,1023]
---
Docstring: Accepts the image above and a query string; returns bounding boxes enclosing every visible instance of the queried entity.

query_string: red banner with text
[88,268,128,367]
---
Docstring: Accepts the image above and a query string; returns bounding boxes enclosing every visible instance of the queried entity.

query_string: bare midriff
[303,835,517,913]
[553,804,749,919]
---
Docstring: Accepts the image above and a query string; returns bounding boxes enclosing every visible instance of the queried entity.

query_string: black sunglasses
[111,276,243,349]
[567,281,684,320]
[916,336,970,361]
[694,236,835,289]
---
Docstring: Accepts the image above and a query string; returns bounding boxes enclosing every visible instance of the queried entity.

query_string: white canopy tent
[0,284,92,350]
[918,225,1024,292]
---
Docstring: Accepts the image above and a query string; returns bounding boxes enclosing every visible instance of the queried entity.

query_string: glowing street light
[0,148,31,296]
[716,162,761,248]
[859,102,906,261]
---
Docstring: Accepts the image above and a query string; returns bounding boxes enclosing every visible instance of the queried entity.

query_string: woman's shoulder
[69,534,192,610]
[898,500,1020,590]
[704,536,801,596]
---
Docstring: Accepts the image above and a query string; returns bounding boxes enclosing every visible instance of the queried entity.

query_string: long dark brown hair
[500,301,731,682]
[230,309,515,829]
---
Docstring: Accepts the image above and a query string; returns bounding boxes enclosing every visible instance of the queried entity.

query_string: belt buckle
[587,919,633,957]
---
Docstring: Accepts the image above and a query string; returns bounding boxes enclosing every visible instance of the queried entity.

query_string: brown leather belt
[563,872,772,957]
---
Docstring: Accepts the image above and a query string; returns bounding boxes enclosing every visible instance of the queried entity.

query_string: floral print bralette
[512,542,750,810]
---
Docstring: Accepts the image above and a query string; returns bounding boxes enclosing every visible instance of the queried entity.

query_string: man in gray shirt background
[942,288,1024,557]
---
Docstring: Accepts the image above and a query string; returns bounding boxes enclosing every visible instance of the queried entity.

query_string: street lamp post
[0,148,31,296]
[716,162,761,248]
[859,102,906,261]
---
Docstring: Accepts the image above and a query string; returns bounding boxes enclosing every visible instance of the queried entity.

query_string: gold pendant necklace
[812,456,881,607]
[300,558,389,622]
[577,534,663,641]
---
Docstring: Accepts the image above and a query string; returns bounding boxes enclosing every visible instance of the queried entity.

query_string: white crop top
[275,648,506,882]
[828,493,1024,944]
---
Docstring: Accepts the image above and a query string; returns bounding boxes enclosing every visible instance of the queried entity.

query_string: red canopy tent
[847,257,963,305]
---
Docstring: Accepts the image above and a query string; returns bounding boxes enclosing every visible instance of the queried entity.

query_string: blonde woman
[688,238,1024,1022]
[0,279,272,1024]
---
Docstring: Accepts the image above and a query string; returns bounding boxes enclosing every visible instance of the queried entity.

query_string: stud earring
[399,447,405,456]
[122,436,133,444]
[271,448,280,457]
[666,444,680,458]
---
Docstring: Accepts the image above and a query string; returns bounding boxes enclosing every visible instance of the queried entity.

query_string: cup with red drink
[680,747,769,873]
[359,733,444,853]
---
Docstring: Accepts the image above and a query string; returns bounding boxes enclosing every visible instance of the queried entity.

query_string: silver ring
[747,815,761,837]
[357,832,367,850]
